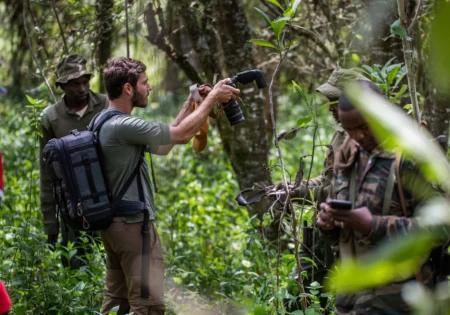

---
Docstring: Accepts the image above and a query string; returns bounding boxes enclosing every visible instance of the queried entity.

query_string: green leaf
[26,94,37,105]
[292,80,308,104]
[297,116,312,128]
[390,19,409,39]
[291,0,302,15]
[387,65,401,85]
[254,305,268,315]
[267,0,284,10]
[285,39,299,49]
[403,104,412,110]
[291,311,305,315]
[327,223,447,293]
[381,56,397,71]
[351,53,360,63]
[403,103,412,115]
[248,39,277,49]
[317,101,337,112]
[395,84,408,98]
[361,65,374,74]
[283,8,294,17]
[271,18,288,42]
[14,305,26,315]
[254,7,272,27]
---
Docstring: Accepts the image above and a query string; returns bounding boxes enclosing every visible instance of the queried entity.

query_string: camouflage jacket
[294,128,346,204]
[322,136,437,314]
[39,91,109,235]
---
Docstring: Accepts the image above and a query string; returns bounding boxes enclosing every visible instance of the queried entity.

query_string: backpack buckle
[70,129,81,136]
[82,217,90,229]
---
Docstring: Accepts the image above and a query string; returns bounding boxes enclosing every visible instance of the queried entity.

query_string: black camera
[223,70,267,125]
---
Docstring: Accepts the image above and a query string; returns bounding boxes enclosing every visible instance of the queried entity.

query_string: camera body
[223,70,267,125]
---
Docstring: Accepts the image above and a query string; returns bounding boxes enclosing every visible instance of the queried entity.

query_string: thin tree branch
[269,32,307,310]
[23,0,57,103]
[51,0,69,55]
[125,0,130,57]
[143,2,201,83]
[291,25,334,60]
[26,1,50,59]
[397,0,421,122]
[408,0,423,33]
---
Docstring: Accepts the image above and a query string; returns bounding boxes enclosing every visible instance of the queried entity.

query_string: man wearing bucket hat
[267,68,369,311]
[39,54,109,269]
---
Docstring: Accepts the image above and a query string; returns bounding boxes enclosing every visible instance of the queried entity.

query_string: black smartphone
[329,199,352,210]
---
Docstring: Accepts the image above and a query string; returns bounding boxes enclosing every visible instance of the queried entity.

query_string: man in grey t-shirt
[98,57,239,315]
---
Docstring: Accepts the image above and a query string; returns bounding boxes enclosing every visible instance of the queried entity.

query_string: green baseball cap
[55,54,92,85]
[316,68,369,100]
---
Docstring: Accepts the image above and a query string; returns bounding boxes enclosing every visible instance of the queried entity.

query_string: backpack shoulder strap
[394,152,408,217]
[89,109,124,132]
[383,152,408,216]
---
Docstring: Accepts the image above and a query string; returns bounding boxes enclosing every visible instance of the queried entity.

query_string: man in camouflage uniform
[318,80,437,314]
[39,54,109,268]
[268,69,369,310]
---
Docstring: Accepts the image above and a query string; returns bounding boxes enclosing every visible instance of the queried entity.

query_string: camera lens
[223,100,245,125]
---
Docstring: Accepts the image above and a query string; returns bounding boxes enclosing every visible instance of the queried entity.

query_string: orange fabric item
[190,84,214,152]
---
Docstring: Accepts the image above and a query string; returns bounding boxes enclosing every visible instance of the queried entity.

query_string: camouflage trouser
[285,228,334,312]
[60,222,97,269]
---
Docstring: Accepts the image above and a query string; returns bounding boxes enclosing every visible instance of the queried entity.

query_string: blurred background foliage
[0,0,449,314]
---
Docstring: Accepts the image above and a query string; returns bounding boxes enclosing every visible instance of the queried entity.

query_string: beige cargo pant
[100,218,165,315]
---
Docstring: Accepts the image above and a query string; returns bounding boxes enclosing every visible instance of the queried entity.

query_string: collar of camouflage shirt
[335,136,395,170]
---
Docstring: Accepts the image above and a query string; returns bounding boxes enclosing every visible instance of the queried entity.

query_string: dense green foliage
[1,0,449,314]
[0,87,334,314]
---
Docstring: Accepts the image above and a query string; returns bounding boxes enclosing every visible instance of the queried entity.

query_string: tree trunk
[95,0,114,93]
[143,0,272,217]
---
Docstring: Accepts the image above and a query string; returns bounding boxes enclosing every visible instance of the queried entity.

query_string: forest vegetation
[0,0,449,314]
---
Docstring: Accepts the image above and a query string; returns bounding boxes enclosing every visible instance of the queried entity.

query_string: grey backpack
[42,109,146,231]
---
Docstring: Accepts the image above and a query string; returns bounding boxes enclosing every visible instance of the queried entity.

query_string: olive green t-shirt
[98,109,171,222]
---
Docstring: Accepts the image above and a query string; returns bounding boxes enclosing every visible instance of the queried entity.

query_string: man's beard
[132,90,148,108]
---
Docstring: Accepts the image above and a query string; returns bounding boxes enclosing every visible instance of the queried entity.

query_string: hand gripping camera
[222,70,267,125]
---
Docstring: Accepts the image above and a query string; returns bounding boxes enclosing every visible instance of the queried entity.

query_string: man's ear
[123,82,133,96]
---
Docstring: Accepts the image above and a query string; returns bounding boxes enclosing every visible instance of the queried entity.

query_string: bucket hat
[316,68,369,100]
[55,54,92,85]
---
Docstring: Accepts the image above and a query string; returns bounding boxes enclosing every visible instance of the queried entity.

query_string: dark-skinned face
[327,97,339,123]
[339,108,378,152]
[61,75,90,105]
[131,73,152,108]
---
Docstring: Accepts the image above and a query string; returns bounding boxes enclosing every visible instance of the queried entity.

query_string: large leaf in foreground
[327,198,450,293]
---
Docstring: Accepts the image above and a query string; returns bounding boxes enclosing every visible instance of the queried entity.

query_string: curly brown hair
[103,57,147,100]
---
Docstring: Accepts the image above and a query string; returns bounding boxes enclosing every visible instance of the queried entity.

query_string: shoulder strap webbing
[383,162,396,215]
[149,153,158,193]
[112,148,145,208]
[395,152,408,216]
[382,153,407,216]
[350,163,357,207]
